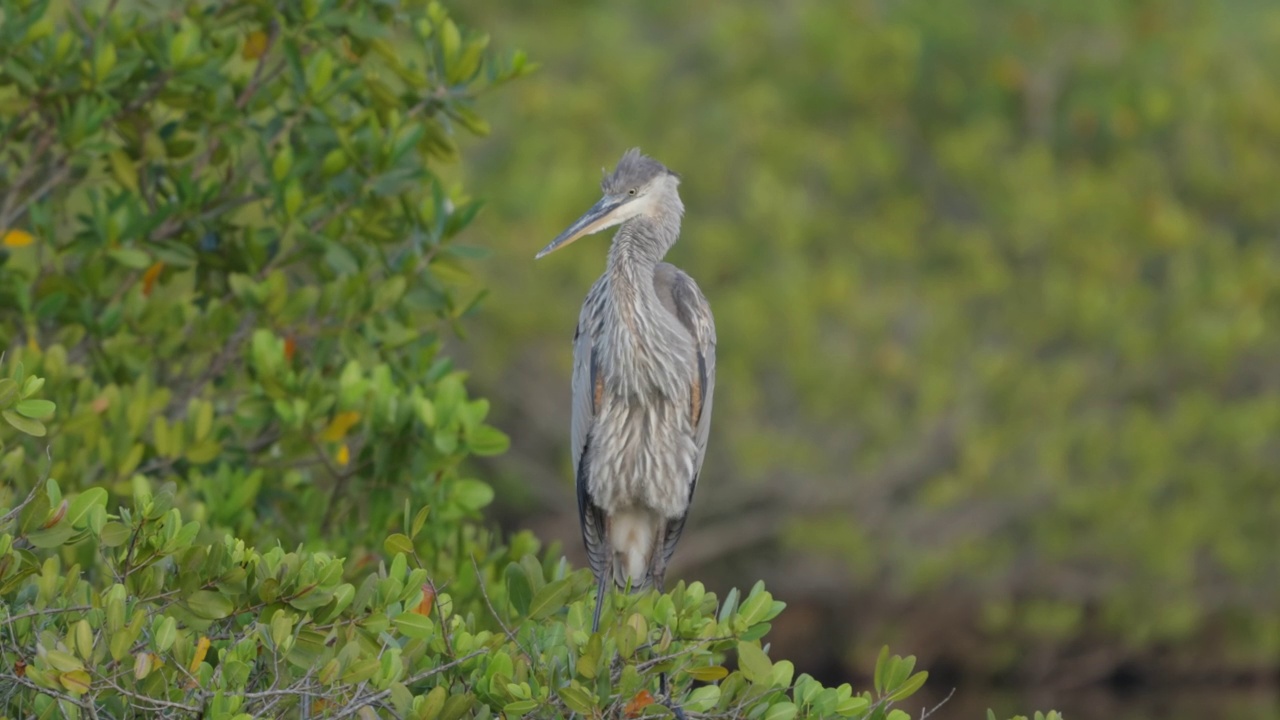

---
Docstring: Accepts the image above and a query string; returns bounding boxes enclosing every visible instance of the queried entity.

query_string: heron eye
[627,188,637,196]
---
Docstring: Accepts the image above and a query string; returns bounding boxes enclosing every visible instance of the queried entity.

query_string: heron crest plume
[601,147,679,195]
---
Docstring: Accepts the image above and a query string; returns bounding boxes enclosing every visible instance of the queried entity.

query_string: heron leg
[592,519,614,634]
[590,562,608,634]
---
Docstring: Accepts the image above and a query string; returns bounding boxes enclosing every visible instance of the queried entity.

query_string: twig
[0,130,56,227]
[328,649,487,720]
[164,312,257,422]
[315,434,362,534]
[0,475,44,528]
[236,20,281,111]
[2,605,94,626]
[469,554,533,661]
[920,687,955,719]
[122,70,173,113]
[0,672,91,710]
[636,635,735,672]
[95,671,203,714]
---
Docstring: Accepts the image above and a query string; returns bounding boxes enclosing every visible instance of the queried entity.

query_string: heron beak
[536,195,626,259]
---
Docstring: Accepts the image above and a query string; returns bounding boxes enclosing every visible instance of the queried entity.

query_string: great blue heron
[536,149,717,637]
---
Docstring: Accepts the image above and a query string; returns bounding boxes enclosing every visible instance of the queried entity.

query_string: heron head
[536,148,681,259]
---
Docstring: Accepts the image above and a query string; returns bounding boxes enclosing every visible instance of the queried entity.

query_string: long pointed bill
[536,195,626,259]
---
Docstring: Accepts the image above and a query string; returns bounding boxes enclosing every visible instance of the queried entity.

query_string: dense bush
[456,0,1280,681]
[0,2,1045,718]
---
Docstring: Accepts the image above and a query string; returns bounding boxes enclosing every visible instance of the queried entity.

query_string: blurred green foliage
[0,0,525,552]
[0,1,990,717]
[454,0,1280,678]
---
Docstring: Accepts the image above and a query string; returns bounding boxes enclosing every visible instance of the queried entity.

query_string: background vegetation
[449,0,1280,715]
[0,0,991,718]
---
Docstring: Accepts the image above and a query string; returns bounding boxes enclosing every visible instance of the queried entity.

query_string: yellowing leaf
[321,411,362,442]
[2,229,34,247]
[142,261,165,297]
[335,443,350,466]
[134,652,153,680]
[59,669,91,695]
[109,149,139,192]
[687,665,730,682]
[189,635,210,672]
[45,649,84,672]
[243,30,269,60]
[415,583,436,616]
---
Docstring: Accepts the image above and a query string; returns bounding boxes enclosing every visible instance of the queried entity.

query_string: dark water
[899,686,1280,720]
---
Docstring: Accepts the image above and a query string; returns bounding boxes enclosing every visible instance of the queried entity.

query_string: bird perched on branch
[536,148,717,634]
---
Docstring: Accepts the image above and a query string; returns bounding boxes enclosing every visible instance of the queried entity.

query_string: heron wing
[572,279,609,581]
[654,264,717,572]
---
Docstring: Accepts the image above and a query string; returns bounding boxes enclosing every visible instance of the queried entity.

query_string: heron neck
[601,219,685,396]
[607,217,677,274]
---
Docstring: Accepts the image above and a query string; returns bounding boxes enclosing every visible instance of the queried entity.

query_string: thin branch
[328,649,487,720]
[0,672,90,710]
[237,20,281,110]
[163,312,257,423]
[122,69,173,114]
[469,553,534,661]
[0,130,56,227]
[636,635,735,673]
[2,605,94,626]
[0,475,44,528]
[95,671,203,714]
[315,434,362,533]
[920,687,956,720]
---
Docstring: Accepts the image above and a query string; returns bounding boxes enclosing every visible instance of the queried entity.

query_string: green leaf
[99,522,131,547]
[736,641,773,684]
[504,562,533,616]
[838,697,871,715]
[3,409,46,436]
[108,248,151,269]
[384,533,414,557]
[886,671,928,702]
[557,686,596,715]
[390,682,414,715]
[770,659,795,688]
[453,478,494,511]
[14,398,54,419]
[186,591,233,619]
[467,424,509,456]
[411,505,431,539]
[45,650,84,672]
[0,378,17,406]
[25,523,76,548]
[764,702,799,720]
[503,700,539,716]
[873,645,890,695]
[527,577,572,620]
[718,586,740,624]
[392,612,435,640]
[685,685,721,712]
[154,616,177,651]
[66,488,108,529]
[737,587,774,626]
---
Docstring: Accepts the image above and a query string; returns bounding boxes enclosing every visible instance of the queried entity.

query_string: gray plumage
[537,149,717,632]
